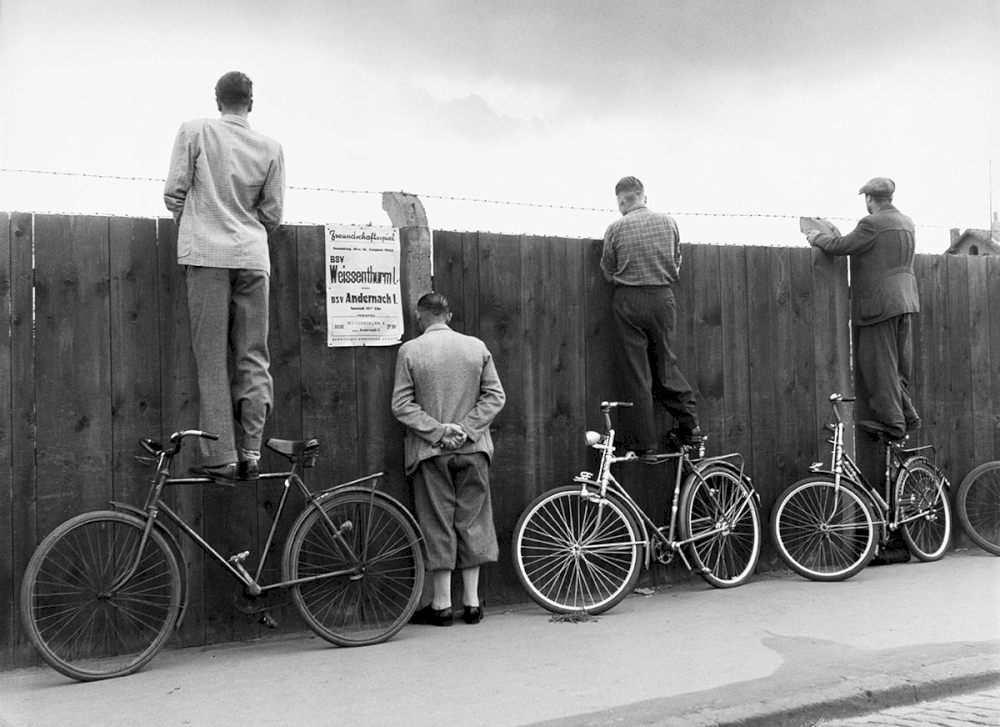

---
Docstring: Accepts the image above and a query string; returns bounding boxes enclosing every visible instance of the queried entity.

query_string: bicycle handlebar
[600,401,633,429]
[169,430,220,443]
[828,393,856,423]
[600,401,633,411]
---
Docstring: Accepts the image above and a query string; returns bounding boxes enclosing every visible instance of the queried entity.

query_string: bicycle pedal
[259,612,279,629]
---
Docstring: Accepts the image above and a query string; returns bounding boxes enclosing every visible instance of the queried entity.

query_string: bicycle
[511,401,762,615]
[20,430,425,682]
[770,393,952,582]
[956,461,1000,555]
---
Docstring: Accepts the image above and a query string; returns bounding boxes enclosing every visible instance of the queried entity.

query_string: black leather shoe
[191,463,238,481]
[238,459,260,481]
[640,449,667,464]
[859,420,905,441]
[463,606,483,625]
[676,425,703,446]
[409,604,453,627]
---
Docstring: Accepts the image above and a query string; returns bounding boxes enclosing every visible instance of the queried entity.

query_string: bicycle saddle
[266,438,320,458]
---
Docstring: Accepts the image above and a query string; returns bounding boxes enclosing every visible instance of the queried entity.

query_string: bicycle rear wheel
[895,457,951,561]
[284,492,424,647]
[956,461,1000,556]
[770,477,877,582]
[678,465,761,588]
[21,511,181,681]
[511,486,642,614]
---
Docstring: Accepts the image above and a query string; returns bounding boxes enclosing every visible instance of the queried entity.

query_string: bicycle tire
[511,485,642,615]
[284,492,424,647]
[678,465,761,588]
[770,477,877,582]
[895,457,952,561]
[956,461,1000,556]
[20,511,181,681]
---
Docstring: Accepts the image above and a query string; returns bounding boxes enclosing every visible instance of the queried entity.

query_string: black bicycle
[21,430,425,681]
[771,394,951,581]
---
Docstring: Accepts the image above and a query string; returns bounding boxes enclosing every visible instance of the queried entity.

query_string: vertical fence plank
[110,218,162,505]
[548,237,588,489]
[33,215,113,532]
[520,235,553,503]
[720,246,753,473]
[810,250,852,455]
[583,238,614,430]
[0,213,12,668]
[746,246,779,509]
[256,224,306,629]
[786,248,820,493]
[967,256,993,476]
[989,257,1000,459]
[478,232,525,603]
[692,245,725,451]
[946,255,973,481]
[8,213,36,667]
[156,218,206,648]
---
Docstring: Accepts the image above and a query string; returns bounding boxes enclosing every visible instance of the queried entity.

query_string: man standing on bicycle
[805,178,920,441]
[164,71,285,480]
[601,176,700,462]
[391,293,505,627]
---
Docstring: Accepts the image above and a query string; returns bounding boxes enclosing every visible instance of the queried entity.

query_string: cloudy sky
[1,0,997,252]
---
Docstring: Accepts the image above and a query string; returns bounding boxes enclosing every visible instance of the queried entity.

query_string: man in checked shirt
[601,176,700,463]
[164,71,285,481]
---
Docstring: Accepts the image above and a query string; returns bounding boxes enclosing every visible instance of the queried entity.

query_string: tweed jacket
[391,323,506,474]
[810,204,920,326]
[164,115,285,272]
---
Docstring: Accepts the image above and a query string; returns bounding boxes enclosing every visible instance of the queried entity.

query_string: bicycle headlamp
[584,431,602,446]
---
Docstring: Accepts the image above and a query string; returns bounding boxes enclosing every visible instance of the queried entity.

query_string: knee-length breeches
[412,452,499,571]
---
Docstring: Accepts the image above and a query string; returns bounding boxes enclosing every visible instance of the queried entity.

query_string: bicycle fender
[108,501,189,630]
[689,460,760,502]
[286,487,427,559]
[900,457,951,490]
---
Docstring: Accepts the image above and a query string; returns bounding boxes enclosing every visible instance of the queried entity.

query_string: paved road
[1,549,998,727]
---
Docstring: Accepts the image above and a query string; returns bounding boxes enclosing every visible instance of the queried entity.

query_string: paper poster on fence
[325,225,403,347]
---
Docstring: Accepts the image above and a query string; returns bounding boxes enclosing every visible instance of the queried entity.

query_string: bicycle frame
[573,403,755,572]
[109,430,388,598]
[808,397,943,536]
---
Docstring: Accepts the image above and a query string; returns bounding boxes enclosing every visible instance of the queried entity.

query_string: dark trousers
[611,286,698,450]
[858,313,919,435]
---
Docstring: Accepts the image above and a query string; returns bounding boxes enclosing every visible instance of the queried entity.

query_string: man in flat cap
[164,71,286,480]
[805,177,920,440]
[601,176,700,461]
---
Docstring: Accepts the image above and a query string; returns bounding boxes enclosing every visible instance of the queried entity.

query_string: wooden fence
[2,212,998,670]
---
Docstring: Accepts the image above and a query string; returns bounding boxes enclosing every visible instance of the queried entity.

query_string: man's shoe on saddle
[858,420,906,441]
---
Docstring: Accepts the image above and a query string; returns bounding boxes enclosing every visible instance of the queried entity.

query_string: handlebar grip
[169,429,221,443]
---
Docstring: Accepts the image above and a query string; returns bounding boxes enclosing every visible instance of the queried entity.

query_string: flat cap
[858,177,895,197]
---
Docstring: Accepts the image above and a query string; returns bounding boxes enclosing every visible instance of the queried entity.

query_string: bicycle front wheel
[896,458,952,561]
[678,465,761,588]
[20,511,181,681]
[957,461,1000,555]
[511,486,642,615]
[284,493,424,647]
[771,477,877,582]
